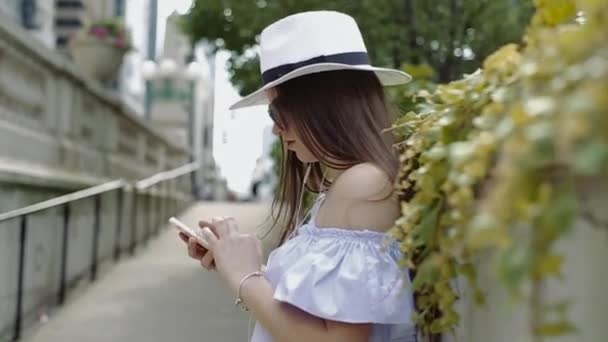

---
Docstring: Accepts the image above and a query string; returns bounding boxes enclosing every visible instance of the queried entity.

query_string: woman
[179,10,417,342]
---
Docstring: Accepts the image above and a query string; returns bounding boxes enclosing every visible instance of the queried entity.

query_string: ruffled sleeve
[267,225,415,325]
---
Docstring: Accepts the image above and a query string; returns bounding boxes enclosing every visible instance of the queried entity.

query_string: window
[0,0,20,20]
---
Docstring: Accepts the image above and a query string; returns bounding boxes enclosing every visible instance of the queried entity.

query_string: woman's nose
[272,123,283,136]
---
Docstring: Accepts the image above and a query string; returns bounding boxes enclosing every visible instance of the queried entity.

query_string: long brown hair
[267,70,400,245]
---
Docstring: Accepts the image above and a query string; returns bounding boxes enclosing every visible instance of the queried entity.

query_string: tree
[181,0,534,94]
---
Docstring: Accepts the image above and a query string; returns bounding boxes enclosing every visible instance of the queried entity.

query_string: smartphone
[169,217,210,249]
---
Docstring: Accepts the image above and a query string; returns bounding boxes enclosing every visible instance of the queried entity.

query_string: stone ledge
[0,156,108,191]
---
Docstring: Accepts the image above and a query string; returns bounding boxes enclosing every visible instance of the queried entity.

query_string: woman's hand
[199,217,263,294]
[177,220,219,270]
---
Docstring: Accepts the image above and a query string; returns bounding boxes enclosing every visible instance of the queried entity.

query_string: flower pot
[69,38,127,85]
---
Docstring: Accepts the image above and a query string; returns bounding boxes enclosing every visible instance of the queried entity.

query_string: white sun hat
[229,10,412,110]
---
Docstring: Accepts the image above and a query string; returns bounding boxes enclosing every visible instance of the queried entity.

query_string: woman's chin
[294,151,318,163]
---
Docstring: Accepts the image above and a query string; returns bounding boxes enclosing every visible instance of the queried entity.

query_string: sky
[212,51,274,196]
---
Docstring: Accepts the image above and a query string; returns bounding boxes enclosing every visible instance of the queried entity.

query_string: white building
[120,0,153,114]
[144,12,223,200]
[0,0,130,51]
[0,0,56,48]
[55,0,86,51]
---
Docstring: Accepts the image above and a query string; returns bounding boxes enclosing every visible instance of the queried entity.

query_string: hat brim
[229,63,412,110]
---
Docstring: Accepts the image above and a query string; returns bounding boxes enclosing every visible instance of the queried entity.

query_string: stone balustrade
[0,10,190,211]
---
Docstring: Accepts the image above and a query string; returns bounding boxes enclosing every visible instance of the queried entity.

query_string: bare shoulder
[316,163,399,232]
[331,163,394,201]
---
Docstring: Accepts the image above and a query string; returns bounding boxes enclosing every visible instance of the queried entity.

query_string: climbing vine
[391,0,607,339]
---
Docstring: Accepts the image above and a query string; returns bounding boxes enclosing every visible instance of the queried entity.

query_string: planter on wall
[69,38,127,85]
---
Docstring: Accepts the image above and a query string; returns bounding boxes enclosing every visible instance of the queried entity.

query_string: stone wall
[449,180,608,342]
[0,14,192,339]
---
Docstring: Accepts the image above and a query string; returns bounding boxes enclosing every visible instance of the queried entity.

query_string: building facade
[146,12,222,200]
[0,0,126,50]
[55,0,86,50]
[0,0,223,199]
[0,0,56,48]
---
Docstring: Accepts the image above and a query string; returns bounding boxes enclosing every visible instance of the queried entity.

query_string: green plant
[391,0,607,340]
[82,18,133,51]
[387,63,438,121]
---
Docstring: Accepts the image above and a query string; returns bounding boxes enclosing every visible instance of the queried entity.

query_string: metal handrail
[1,163,199,341]
[0,180,127,223]
[135,162,199,190]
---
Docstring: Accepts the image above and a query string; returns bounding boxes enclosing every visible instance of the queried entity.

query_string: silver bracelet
[235,270,263,311]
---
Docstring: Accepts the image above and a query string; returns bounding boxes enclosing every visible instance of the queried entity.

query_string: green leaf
[473,288,487,306]
[535,254,564,278]
[412,258,440,289]
[539,191,577,241]
[573,140,608,175]
[499,245,533,296]
[536,320,577,336]
[415,199,442,247]
[543,300,572,314]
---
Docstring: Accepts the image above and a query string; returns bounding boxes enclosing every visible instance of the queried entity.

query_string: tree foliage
[181,0,533,95]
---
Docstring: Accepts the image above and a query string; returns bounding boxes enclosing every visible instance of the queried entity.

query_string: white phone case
[169,217,210,249]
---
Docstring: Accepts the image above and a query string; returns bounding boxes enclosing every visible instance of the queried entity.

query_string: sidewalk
[24,202,274,342]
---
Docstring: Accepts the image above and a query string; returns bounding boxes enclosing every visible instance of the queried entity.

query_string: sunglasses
[268,105,284,128]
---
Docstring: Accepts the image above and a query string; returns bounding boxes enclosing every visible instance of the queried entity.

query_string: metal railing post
[156,189,162,235]
[130,189,138,255]
[90,195,101,281]
[147,192,152,239]
[113,188,124,261]
[143,191,150,245]
[153,191,159,235]
[163,181,168,224]
[13,215,27,341]
[152,190,157,236]
[58,204,70,305]
[173,179,178,215]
